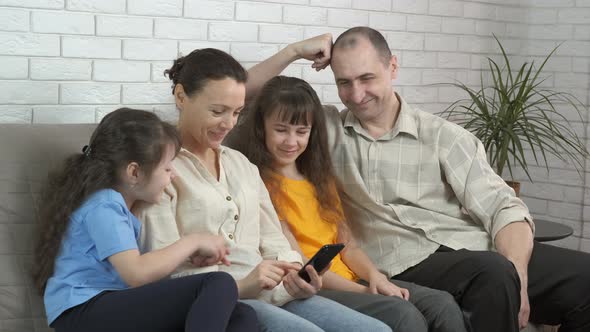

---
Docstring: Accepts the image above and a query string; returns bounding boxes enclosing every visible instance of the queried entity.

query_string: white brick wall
[127,0,182,17]
[259,24,304,43]
[30,58,92,80]
[0,32,60,56]
[32,11,94,34]
[122,83,174,104]
[60,82,120,104]
[0,106,32,123]
[96,15,153,38]
[0,0,588,253]
[0,8,30,31]
[236,2,282,23]
[33,105,96,123]
[62,36,121,58]
[0,57,28,79]
[93,60,150,82]
[155,18,207,40]
[184,0,234,20]
[123,39,178,60]
[66,0,126,14]
[0,0,64,9]
[209,22,258,41]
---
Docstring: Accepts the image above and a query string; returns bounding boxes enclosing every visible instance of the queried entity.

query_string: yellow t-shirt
[265,175,357,281]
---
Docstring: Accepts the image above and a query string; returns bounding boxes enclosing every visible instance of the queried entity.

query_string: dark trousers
[52,272,259,332]
[319,278,469,332]
[393,242,590,332]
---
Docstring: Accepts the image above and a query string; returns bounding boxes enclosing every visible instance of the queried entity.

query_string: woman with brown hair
[135,48,391,332]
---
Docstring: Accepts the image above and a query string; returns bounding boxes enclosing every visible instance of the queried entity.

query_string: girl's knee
[232,303,259,331]
[203,272,238,298]
[207,271,235,284]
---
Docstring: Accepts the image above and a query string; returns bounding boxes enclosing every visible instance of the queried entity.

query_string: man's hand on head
[290,33,333,71]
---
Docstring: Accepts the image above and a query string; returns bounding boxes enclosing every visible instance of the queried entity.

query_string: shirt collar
[343,93,418,141]
[180,145,226,157]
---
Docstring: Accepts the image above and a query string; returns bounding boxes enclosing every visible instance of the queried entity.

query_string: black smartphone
[298,243,345,282]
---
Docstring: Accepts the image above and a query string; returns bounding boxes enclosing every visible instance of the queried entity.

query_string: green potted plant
[439,35,588,195]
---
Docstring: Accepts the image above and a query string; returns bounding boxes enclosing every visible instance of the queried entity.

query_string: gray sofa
[1,124,95,332]
[0,124,549,332]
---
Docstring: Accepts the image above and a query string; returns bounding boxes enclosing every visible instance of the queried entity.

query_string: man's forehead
[332,45,377,69]
[331,45,364,67]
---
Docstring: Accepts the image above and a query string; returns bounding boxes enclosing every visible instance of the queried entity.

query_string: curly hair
[31,108,181,295]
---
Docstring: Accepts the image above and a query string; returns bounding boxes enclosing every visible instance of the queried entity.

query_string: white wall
[0,0,588,251]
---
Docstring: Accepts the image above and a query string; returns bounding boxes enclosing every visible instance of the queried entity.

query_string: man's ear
[389,55,399,80]
[174,84,187,111]
[123,162,141,186]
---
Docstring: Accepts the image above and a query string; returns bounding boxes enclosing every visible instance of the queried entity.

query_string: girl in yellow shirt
[236,75,467,332]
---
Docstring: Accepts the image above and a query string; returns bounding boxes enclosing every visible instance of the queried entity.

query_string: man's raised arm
[245,34,333,101]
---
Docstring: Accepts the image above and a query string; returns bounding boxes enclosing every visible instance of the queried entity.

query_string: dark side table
[533,219,574,242]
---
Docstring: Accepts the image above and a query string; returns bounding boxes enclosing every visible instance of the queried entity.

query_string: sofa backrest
[0,124,96,332]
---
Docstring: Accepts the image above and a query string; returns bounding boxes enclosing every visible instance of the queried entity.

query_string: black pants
[52,272,259,332]
[394,241,590,332]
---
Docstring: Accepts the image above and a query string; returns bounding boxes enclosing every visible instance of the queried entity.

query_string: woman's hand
[188,234,230,267]
[368,272,410,300]
[283,264,323,299]
[237,260,298,299]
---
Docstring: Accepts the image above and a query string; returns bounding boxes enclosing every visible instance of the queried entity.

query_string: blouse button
[228,234,234,240]
[234,214,239,221]
[226,196,232,201]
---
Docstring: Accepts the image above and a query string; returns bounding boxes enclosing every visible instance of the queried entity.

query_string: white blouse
[135,146,301,306]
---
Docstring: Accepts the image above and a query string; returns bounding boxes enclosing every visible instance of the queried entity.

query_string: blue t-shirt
[44,189,141,324]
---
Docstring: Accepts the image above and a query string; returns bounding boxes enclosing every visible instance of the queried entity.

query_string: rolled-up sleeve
[441,131,534,242]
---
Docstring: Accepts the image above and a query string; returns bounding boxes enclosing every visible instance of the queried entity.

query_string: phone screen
[298,243,345,282]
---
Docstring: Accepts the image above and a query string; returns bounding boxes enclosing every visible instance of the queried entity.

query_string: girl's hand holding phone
[189,234,231,267]
[283,264,323,299]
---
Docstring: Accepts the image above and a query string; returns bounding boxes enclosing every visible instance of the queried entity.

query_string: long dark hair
[239,76,343,224]
[165,48,247,97]
[32,108,181,295]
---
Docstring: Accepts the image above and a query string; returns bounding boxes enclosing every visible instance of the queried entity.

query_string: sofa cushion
[0,124,95,332]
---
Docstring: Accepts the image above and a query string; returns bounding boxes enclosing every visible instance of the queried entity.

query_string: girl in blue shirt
[32,108,258,332]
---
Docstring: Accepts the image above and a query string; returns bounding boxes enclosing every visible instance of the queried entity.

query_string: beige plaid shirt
[324,94,533,277]
[135,147,302,306]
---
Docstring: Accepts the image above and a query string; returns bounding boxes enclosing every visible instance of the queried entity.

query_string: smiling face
[331,36,398,124]
[135,143,177,204]
[175,78,246,154]
[263,109,312,170]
